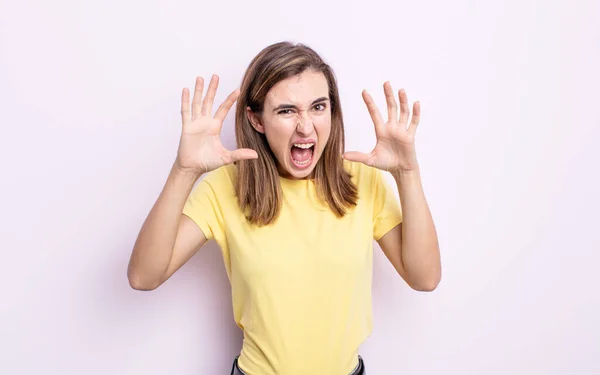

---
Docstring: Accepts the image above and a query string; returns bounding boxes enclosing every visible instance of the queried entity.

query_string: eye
[278,109,294,115]
[313,103,327,111]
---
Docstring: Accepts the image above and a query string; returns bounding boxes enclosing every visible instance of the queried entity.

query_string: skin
[345,82,441,291]
[246,70,332,180]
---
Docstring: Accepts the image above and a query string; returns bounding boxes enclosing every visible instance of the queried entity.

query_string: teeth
[293,155,312,165]
[293,143,314,149]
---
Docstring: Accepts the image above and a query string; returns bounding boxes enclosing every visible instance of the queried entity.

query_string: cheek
[314,116,332,139]
[264,120,296,152]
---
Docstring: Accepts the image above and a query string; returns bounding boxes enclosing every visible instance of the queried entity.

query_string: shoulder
[201,163,236,183]
[194,163,237,198]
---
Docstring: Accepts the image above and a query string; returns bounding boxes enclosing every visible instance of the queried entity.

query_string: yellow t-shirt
[182,160,402,375]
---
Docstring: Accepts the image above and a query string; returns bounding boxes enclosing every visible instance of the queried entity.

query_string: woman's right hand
[175,74,258,176]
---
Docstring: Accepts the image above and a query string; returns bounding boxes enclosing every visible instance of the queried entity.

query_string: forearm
[392,165,441,290]
[127,163,202,289]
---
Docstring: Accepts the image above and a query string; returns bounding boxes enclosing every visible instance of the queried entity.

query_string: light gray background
[1,0,599,374]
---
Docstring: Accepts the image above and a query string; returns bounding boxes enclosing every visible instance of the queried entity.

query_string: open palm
[343,82,420,174]
[176,75,257,175]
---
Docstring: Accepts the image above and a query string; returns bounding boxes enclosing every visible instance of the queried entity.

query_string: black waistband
[230,355,365,375]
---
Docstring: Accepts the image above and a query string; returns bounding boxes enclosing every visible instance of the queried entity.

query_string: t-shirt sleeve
[181,170,225,243]
[372,167,403,241]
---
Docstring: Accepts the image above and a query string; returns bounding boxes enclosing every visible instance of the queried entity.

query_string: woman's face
[247,70,332,180]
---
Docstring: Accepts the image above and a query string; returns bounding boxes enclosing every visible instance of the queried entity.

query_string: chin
[290,167,314,179]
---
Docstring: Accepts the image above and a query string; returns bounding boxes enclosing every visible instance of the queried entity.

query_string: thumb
[342,151,370,164]
[228,148,259,163]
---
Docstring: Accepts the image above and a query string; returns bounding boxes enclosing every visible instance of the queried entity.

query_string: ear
[246,106,265,134]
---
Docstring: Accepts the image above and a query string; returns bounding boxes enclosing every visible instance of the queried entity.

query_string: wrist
[172,162,204,181]
[391,165,420,182]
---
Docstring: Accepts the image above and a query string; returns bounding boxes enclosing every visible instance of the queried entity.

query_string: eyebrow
[272,97,330,112]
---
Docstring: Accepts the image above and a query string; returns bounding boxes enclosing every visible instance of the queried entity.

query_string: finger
[191,77,204,120]
[201,74,219,116]
[181,88,191,124]
[342,151,371,165]
[214,88,240,123]
[398,89,410,126]
[226,148,259,163]
[383,81,398,123]
[362,90,384,128]
[408,101,421,135]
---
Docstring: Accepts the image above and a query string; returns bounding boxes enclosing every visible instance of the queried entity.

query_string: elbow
[409,272,441,292]
[128,279,158,291]
[127,269,161,291]
[412,281,439,292]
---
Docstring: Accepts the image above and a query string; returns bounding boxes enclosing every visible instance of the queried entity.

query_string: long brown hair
[234,41,358,226]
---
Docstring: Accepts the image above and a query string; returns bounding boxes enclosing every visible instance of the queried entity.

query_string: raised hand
[343,82,421,174]
[175,74,258,175]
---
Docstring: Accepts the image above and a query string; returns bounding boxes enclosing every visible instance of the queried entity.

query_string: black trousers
[230,355,366,375]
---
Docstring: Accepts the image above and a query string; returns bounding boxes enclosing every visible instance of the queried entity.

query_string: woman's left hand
[343,82,420,174]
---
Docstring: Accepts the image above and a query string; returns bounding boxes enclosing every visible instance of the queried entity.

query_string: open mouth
[290,142,315,168]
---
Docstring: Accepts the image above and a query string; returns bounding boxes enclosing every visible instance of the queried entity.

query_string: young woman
[127,41,441,375]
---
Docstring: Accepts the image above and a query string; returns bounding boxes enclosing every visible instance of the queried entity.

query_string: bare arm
[377,166,441,292]
[344,82,440,291]
[126,74,257,291]
[127,163,207,290]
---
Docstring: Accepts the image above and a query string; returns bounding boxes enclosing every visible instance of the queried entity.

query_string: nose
[296,112,314,136]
